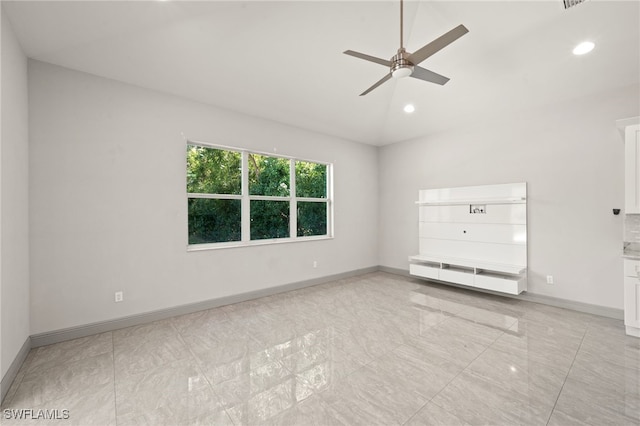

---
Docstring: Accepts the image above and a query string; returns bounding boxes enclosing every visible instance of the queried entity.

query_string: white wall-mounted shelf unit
[409,182,527,295]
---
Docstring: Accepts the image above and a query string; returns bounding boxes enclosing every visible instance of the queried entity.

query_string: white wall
[1,10,30,379]
[28,60,378,335]
[379,84,639,309]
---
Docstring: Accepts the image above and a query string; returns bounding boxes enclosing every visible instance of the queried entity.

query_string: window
[186,143,332,248]
[187,146,242,244]
[296,160,328,237]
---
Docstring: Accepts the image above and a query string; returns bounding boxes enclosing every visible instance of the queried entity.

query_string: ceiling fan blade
[344,50,392,67]
[407,24,469,66]
[410,66,450,85]
[360,73,392,96]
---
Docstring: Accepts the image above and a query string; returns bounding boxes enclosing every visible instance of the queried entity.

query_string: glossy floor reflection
[2,272,639,425]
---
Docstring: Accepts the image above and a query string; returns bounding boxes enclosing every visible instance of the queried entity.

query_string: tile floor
[2,272,639,425]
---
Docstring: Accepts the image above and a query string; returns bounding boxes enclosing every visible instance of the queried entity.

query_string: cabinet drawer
[624,259,640,278]
[410,264,440,280]
[440,268,475,286]
[474,274,525,295]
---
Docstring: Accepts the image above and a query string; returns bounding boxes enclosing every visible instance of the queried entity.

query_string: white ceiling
[3,0,639,145]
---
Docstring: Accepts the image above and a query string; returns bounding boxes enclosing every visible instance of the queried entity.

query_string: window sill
[187,235,334,252]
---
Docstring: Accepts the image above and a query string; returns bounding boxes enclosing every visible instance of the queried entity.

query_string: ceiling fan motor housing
[391,48,414,78]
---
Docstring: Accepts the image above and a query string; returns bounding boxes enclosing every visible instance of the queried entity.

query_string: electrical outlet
[313,260,318,268]
[115,291,123,302]
[546,275,554,284]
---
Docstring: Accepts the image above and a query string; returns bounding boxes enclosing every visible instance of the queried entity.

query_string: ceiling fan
[344,0,469,96]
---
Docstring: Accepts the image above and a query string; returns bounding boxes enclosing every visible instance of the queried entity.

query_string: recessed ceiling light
[403,104,415,113]
[573,41,595,55]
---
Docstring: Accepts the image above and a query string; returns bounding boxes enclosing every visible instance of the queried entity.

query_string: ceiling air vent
[563,0,586,9]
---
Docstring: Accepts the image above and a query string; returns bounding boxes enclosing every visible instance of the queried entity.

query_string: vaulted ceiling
[3,0,639,145]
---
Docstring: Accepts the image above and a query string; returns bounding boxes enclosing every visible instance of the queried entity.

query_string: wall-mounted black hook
[613,208,621,215]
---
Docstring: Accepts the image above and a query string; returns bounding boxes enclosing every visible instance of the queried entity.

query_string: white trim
[289,159,297,240]
[241,151,250,242]
[297,197,329,203]
[327,164,335,237]
[188,193,241,200]
[249,195,291,202]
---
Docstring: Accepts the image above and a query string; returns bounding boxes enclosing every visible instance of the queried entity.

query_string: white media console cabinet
[409,182,528,295]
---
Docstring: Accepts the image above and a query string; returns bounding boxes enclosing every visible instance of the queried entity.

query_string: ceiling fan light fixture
[391,48,413,79]
[392,66,413,79]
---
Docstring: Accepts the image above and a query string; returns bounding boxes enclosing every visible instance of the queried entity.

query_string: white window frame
[187,140,334,251]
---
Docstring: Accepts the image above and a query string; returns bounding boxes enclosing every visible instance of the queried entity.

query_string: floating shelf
[416,197,526,206]
[409,254,526,275]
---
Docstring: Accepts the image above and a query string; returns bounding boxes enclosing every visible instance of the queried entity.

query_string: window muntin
[186,142,332,248]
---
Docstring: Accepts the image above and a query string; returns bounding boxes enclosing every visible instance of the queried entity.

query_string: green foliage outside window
[250,200,290,240]
[296,161,327,198]
[188,199,241,244]
[297,201,327,237]
[187,145,241,194]
[249,154,290,196]
[187,144,329,245]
